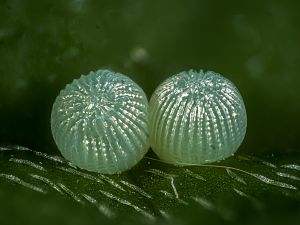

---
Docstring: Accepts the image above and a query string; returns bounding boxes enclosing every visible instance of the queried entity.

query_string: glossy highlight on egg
[149,70,247,165]
[51,69,149,174]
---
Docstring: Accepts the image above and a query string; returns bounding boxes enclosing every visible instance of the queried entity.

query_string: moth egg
[149,70,247,165]
[51,69,149,174]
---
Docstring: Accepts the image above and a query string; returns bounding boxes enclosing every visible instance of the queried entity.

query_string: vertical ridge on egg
[149,70,247,165]
[51,69,149,174]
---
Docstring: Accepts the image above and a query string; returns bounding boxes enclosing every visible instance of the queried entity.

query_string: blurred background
[0,0,299,155]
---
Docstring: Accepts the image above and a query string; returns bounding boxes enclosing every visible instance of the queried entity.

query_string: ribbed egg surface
[149,70,247,165]
[51,70,149,174]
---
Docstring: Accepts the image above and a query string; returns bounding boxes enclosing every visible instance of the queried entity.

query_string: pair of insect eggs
[51,69,247,174]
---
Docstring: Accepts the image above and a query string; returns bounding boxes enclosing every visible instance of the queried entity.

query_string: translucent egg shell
[51,70,149,174]
[149,70,247,165]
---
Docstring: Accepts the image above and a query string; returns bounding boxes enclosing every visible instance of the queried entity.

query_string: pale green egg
[149,70,247,165]
[51,70,149,174]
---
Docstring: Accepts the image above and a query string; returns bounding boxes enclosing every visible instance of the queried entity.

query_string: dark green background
[0,0,299,160]
[1,1,300,225]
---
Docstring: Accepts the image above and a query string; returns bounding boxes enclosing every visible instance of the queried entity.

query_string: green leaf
[1,145,300,225]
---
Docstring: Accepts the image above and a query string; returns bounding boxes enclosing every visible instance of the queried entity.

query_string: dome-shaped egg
[51,70,149,174]
[149,70,247,165]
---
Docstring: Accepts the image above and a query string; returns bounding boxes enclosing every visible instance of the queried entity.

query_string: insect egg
[149,70,247,165]
[51,69,150,174]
